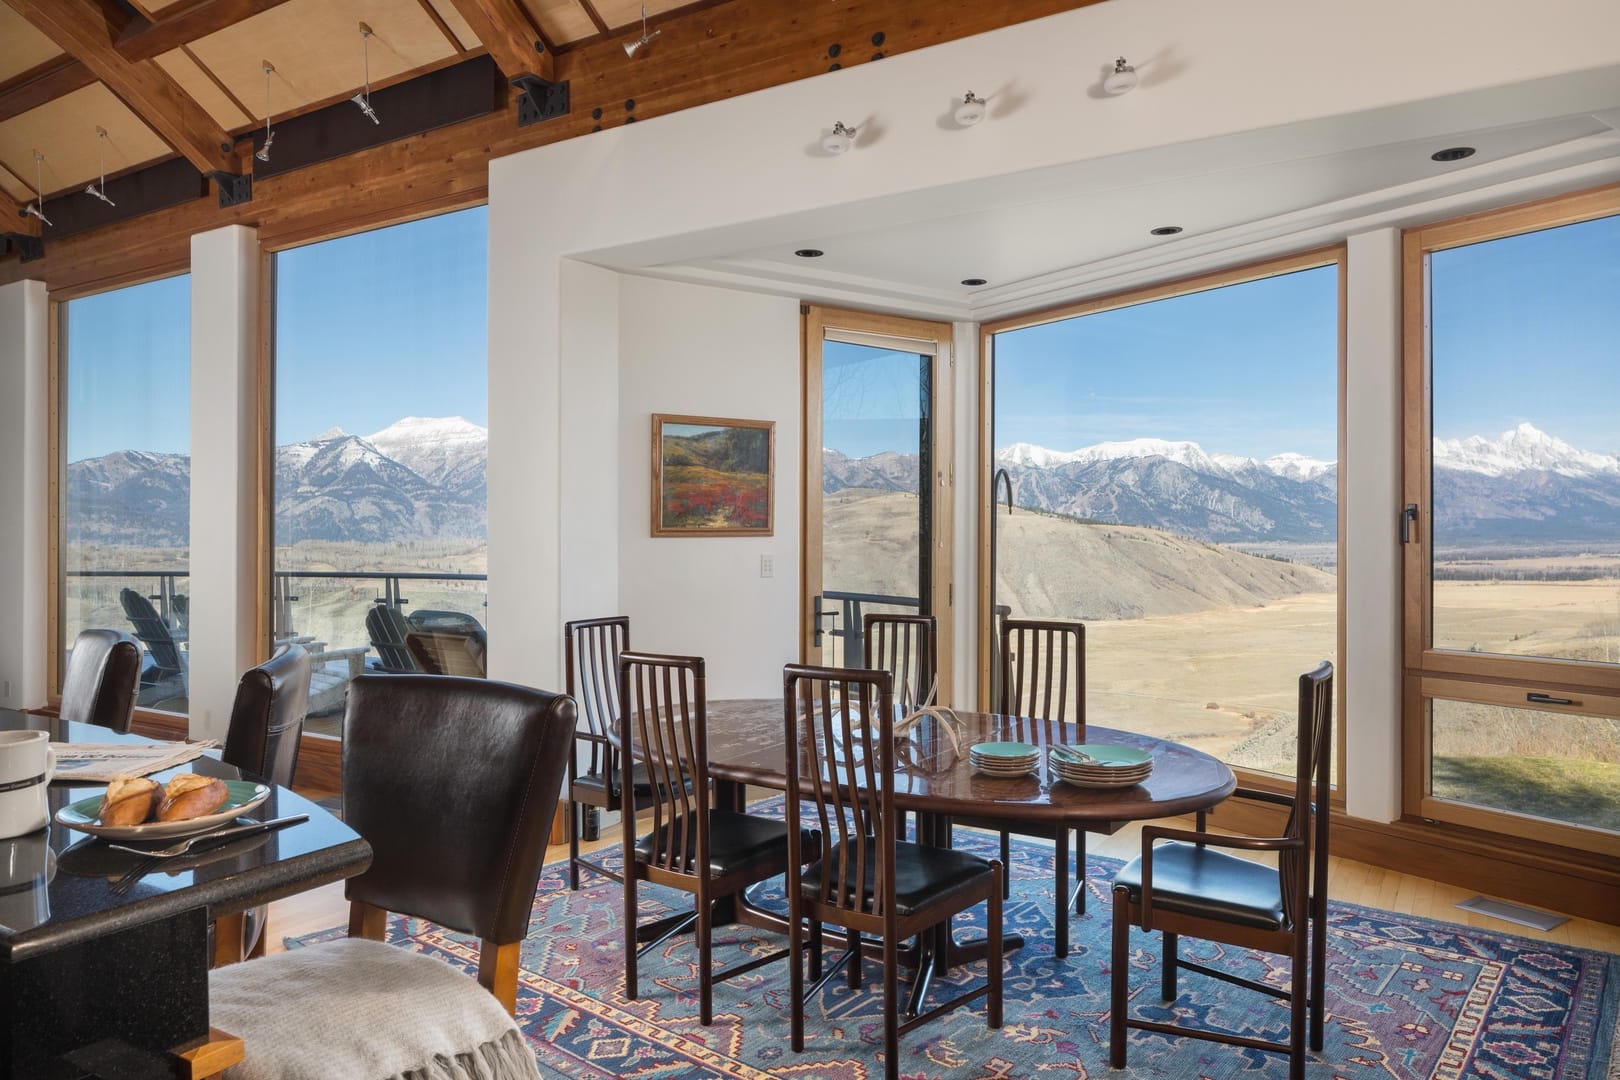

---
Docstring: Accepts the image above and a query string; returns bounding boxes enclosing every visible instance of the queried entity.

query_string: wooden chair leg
[882,930,899,1080]
[348,900,387,941]
[624,872,639,1002]
[173,1028,244,1080]
[1289,935,1309,1080]
[1109,887,1130,1069]
[210,913,246,968]
[478,938,521,1016]
[789,898,806,1050]
[1054,828,1070,958]
[1310,904,1327,1051]
[987,863,1003,1029]
[568,802,582,890]
[697,895,714,1026]
[999,831,1012,898]
[1161,932,1178,1000]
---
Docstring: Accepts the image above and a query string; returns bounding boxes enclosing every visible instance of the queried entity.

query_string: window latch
[1399,503,1419,544]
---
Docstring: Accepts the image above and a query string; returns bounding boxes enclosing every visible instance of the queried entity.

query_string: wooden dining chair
[956,617,1088,956]
[862,612,938,713]
[1110,661,1334,1080]
[564,615,655,890]
[209,673,576,1077]
[619,651,814,1025]
[59,628,141,734]
[783,663,1003,1080]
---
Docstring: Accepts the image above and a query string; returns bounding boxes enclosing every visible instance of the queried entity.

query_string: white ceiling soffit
[582,66,1620,321]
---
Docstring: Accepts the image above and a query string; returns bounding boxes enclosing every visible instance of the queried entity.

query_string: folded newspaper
[50,741,218,783]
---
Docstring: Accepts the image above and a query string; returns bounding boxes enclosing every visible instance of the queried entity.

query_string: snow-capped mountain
[1433,422,1619,478]
[366,416,488,495]
[995,438,1330,482]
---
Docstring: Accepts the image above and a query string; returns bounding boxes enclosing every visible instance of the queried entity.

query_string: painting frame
[651,413,776,537]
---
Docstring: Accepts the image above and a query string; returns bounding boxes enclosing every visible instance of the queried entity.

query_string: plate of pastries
[54,774,271,840]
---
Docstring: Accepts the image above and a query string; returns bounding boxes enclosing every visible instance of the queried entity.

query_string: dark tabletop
[705,698,1236,829]
[0,708,371,963]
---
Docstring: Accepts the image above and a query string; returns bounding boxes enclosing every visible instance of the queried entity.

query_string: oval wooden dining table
[696,698,1237,1014]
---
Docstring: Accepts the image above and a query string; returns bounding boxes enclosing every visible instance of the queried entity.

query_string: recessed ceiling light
[795,248,824,258]
[961,277,988,286]
[1431,146,1476,162]
[1150,225,1182,236]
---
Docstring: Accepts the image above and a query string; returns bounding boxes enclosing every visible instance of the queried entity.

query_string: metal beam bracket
[512,75,570,126]
[209,171,253,208]
[1,232,45,263]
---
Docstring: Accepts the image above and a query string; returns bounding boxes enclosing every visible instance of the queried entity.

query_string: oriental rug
[292,825,1619,1079]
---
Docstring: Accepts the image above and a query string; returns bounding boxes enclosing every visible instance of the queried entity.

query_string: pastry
[156,774,229,822]
[100,776,162,827]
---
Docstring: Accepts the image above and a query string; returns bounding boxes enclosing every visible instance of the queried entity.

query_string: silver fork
[108,815,308,895]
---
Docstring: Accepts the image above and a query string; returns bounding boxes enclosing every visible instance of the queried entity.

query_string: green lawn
[1431,755,1620,832]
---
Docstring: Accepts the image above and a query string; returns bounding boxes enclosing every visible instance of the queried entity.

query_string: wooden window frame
[977,246,1347,802]
[1400,182,1620,854]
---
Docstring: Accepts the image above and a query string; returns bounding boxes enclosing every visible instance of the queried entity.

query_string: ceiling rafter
[0,54,98,125]
[443,0,553,81]
[576,0,610,36]
[5,0,241,177]
[113,0,299,63]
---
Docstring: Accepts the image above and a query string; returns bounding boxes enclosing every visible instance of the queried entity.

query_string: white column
[188,226,260,740]
[1343,227,1404,822]
[950,320,978,708]
[0,279,50,709]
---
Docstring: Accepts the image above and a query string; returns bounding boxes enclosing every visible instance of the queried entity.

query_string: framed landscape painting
[651,414,775,537]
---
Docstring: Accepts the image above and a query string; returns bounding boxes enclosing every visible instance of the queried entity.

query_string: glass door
[803,308,953,698]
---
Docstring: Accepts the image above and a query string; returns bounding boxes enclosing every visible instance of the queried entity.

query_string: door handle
[1399,504,1419,544]
[812,598,838,646]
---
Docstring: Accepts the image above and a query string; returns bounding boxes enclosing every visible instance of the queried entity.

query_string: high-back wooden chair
[618,652,812,1025]
[1110,661,1334,1080]
[957,616,1088,956]
[59,628,141,734]
[209,674,576,1078]
[862,612,937,713]
[783,663,1002,1080]
[564,615,653,889]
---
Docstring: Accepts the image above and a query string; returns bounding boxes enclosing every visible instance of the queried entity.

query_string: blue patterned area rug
[291,825,1619,1079]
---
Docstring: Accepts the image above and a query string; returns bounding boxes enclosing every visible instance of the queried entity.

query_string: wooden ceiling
[0,0,699,210]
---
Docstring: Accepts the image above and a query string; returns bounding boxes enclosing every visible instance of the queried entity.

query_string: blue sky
[822,341,926,458]
[65,274,191,461]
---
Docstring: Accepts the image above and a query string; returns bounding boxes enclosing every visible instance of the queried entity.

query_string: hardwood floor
[264,813,1620,955]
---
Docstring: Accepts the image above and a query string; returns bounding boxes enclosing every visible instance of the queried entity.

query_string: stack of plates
[1049,744,1153,789]
[970,741,1040,778]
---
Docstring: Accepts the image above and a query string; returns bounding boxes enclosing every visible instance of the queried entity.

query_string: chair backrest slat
[565,616,631,777]
[619,652,707,876]
[999,618,1084,726]
[863,613,937,713]
[1282,661,1334,927]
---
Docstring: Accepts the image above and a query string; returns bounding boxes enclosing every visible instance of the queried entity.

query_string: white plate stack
[1049,744,1154,789]
[969,741,1040,778]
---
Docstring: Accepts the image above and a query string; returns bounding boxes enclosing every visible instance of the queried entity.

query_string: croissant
[156,773,229,822]
[100,776,163,827]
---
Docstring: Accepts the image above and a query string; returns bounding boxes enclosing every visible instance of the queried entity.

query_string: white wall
[187,226,261,740]
[616,276,801,698]
[558,260,623,631]
[0,279,49,709]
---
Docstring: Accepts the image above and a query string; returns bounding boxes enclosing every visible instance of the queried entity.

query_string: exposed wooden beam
[444,0,554,81]
[0,54,98,125]
[577,0,611,36]
[6,0,241,176]
[115,0,298,63]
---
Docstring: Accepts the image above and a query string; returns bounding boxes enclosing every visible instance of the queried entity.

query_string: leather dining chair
[956,617,1088,956]
[1110,661,1334,1080]
[209,673,576,1077]
[619,651,814,1026]
[783,663,1003,1080]
[564,615,654,890]
[214,644,312,964]
[59,629,141,734]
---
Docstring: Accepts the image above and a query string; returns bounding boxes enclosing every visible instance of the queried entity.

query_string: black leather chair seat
[574,760,656,799]
[1114,842,1285,931]
[635,809,809,878]
[802,839,994,918]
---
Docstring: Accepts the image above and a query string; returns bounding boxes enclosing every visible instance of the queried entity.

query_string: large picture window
[1403,187,1620,852]
[59,275,192,715]
[271,206,489,734]
[983,252,1341,779]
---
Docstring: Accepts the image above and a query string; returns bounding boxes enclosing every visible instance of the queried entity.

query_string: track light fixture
[1102,56,1138,95]
[624,4,660,58]
[23,151,52,228]
[954,91,987,126]
[821,121,859,155]
[256,62,276,162]
[351,23,380,124]
[83,128,115,206]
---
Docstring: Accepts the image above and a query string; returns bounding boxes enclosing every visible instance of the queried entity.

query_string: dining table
[0,707,372,1080]
[694,697,1237,1015]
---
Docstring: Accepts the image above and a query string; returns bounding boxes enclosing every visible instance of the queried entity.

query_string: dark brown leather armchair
[59,629,141,734]
[223,644,312,787]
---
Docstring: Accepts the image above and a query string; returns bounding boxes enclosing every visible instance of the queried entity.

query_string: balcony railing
[819,589,921,668]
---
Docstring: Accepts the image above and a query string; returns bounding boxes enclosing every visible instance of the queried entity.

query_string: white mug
[0,731,55,840]
[0,830,52,931]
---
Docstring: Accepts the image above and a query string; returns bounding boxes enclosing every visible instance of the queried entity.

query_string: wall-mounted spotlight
[83,128,116,206]
[23,151,53,228]
[351,23,381,125]
[256,62,276,162]
[954,91,987,126]
[1102,56,1138,95]
[624,4,660,58]
[821,121,859,155]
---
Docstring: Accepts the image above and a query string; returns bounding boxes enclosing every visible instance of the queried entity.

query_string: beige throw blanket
[209,937,541,1080]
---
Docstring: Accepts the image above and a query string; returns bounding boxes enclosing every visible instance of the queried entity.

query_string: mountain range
[65,418,1620,549]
